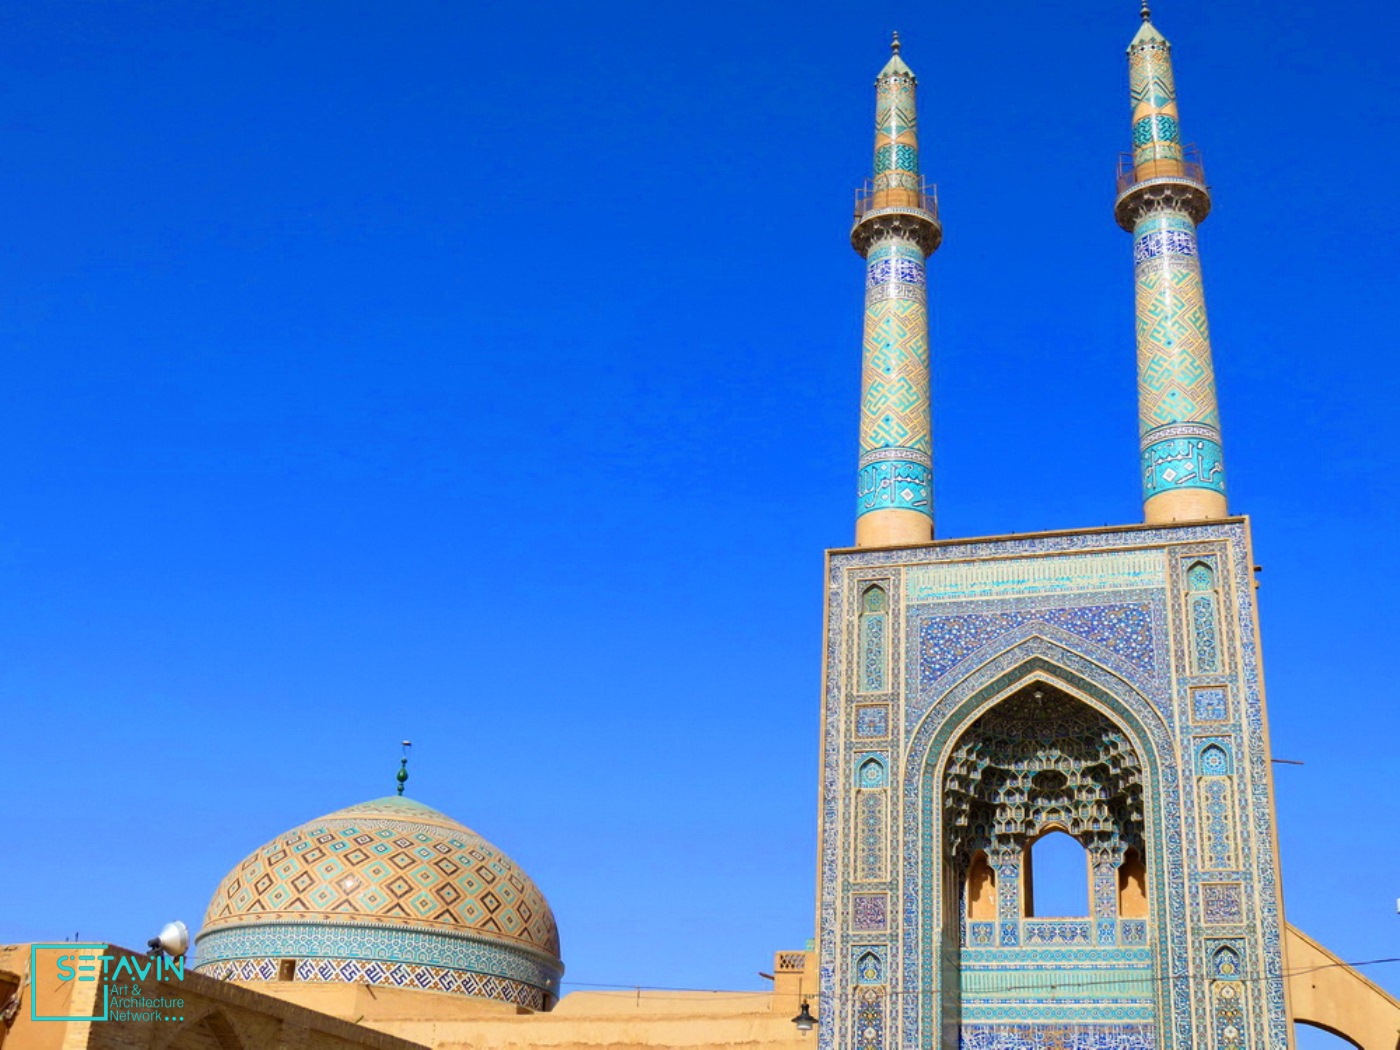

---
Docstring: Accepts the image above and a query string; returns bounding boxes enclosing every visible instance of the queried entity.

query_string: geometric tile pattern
[919,603,1156,685]
[856,785,887,882]
[1129,23,1227,505]
[855,704,890,739]
[195,795,563,1008]
[195,920,559,989]
[1208,943,1247,1050]
[1133,203,1226,504]
[1198,777,1238,870]
[855,47,934,528]
[1129,24,1182,169]
[872,59,919,194]
[1134,213,1220,436]
[1191,687,1228,722]
[860,295,930,453]
[197,956,549,1011]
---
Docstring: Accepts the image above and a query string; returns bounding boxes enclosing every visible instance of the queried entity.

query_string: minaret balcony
[852,178,942,255]
[1114,146,1211,230]
[1115,145,1206,194]
[853,178,939,223]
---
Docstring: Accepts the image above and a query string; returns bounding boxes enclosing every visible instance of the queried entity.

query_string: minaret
[1115,3,1227,523]
[852,34,942,547]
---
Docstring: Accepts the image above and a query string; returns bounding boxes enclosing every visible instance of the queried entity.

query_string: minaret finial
[1140,0,1151,21]
[396,740,411,796]
[891,31,901,54]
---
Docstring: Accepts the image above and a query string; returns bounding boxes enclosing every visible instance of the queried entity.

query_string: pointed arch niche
[857,585,890,693]
[944,680,1148,948]
[1186,559,1223,674]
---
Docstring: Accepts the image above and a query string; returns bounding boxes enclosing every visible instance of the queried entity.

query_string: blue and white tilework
[1191,686,1228,722]
[856,705,890,738]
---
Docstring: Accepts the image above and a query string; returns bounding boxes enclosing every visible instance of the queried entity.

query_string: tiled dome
[194,795,563,1010]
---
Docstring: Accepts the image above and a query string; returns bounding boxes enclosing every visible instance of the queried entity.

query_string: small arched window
[1118,847,1147,918]
[966,851,997,921]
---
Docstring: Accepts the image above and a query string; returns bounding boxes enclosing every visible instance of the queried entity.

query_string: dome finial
[396,740,412,796]
[1140,0,1151,21]
[890,30,901,54]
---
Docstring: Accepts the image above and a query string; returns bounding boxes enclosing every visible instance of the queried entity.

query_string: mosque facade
[816,12,1293,1048]
[3,10,1400,1050]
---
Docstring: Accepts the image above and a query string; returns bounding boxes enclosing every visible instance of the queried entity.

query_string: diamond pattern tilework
[198,956,548,1011]
[1129,31,1182,168]
[201,796,558,956]
[196,794,563,1008]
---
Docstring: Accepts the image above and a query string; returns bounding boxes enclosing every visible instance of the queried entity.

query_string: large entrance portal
[942,682,1156,1042]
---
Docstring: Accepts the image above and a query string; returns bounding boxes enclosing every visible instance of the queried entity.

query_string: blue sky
[1,0,1396,1033]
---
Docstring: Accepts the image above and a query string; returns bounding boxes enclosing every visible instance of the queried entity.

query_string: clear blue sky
[1,0,1396,1033]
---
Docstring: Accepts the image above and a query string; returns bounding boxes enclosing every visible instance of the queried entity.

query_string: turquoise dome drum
[195,796,563,1010]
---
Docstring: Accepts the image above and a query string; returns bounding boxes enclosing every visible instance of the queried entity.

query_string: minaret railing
[1116,145,1206,194]
[853,178,940,222]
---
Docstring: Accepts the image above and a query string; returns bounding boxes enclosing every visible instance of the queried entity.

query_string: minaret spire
[851,37,942,547]
[395,740,411,796]
[1115,8,1228,523]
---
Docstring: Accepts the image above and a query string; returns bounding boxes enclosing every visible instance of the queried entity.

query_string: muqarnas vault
[817,14,1290,1050]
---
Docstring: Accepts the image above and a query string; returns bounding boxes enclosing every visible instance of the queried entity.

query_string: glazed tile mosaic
[852,42,940,527]
[195,794,563,1007]
[1121,19,1227,508]
[197,956,548,1010]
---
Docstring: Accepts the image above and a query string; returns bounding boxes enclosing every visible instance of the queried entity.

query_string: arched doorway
[940,679,1155,1037]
